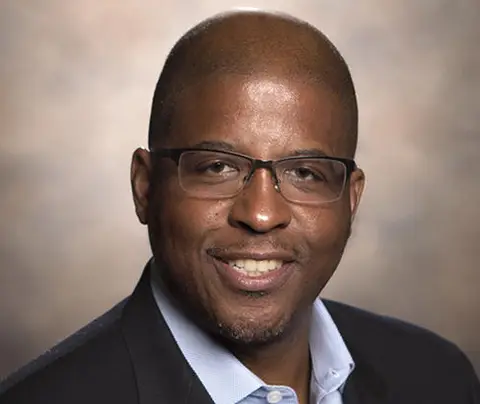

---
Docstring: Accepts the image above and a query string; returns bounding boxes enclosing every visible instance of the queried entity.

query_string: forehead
[166,73,350,158]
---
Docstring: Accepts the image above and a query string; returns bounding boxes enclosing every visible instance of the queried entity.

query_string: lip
[211,256,296,293]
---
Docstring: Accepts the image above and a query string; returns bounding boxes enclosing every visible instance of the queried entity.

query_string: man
[1,9,479,404]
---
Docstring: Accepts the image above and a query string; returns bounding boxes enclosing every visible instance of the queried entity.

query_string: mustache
[206,238,304,258]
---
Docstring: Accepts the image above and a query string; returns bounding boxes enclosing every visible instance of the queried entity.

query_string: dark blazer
[1,265,479,404]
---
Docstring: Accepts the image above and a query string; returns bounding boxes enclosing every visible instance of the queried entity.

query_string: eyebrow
[290,148,328,158]
[191,140,235,151]
[189,141,329,158]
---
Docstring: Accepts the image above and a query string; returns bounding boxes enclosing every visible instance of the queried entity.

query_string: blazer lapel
[120,264,214,404]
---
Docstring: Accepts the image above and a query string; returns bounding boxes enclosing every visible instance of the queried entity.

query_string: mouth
[226,259,284,277]
[209,252,296,293]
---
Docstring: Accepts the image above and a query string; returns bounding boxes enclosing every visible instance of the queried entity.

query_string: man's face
[132,73,364,344]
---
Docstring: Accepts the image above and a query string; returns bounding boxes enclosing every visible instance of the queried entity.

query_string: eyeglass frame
[150,147,358,203]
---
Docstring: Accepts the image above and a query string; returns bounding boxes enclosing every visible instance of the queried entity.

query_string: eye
[196,160,239,176]
[286,166,326,182]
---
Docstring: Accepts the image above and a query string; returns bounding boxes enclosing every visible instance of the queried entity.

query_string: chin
[216,320,287,346]
[210,305,295,346]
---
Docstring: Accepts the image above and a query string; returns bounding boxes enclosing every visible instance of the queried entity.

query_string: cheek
[150,186,231,295]
[293,202,350,243]
[291,202,352,279]
[155,187,229,254]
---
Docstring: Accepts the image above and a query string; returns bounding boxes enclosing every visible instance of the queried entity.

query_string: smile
[210,253,295,292]
[228,259,284,277]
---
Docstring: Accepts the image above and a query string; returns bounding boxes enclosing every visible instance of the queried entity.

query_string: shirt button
[266,390,283,403]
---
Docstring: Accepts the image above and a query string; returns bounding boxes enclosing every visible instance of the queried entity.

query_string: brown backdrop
[1,0,479,379]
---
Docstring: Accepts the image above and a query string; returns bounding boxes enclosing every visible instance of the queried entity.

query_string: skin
[131,11,365,404]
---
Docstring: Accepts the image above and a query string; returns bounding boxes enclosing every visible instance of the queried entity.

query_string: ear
[348,167,365,223]
[130,148,152,225]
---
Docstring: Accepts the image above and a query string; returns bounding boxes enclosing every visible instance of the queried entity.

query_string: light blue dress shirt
[151,269,354,404]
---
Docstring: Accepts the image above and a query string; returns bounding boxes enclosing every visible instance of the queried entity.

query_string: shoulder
[324,299,463,354]
[323,299,480,398]
[0,299,137,404]
[324,299,454,347]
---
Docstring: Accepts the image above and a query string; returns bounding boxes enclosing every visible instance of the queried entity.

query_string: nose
[228,168,292,233]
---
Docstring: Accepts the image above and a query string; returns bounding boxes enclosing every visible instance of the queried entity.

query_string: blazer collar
[119,263,214,404]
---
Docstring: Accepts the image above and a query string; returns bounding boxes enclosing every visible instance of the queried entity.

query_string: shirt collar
[309,299,355,401]
[150,263,354,404]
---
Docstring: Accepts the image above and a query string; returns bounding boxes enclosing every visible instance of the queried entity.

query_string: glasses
[152,148,357,205]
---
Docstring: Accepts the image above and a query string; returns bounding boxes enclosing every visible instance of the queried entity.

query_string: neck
[228,309,313,404]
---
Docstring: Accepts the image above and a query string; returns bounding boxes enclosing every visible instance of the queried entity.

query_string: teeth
[228,259,283,277]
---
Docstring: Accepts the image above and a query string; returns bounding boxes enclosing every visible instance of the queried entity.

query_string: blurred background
[0,0,479,380]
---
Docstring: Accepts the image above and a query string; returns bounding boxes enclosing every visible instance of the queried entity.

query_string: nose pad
[270,171,282,193]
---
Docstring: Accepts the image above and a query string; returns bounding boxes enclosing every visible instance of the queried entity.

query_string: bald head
[148,10,358,157]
